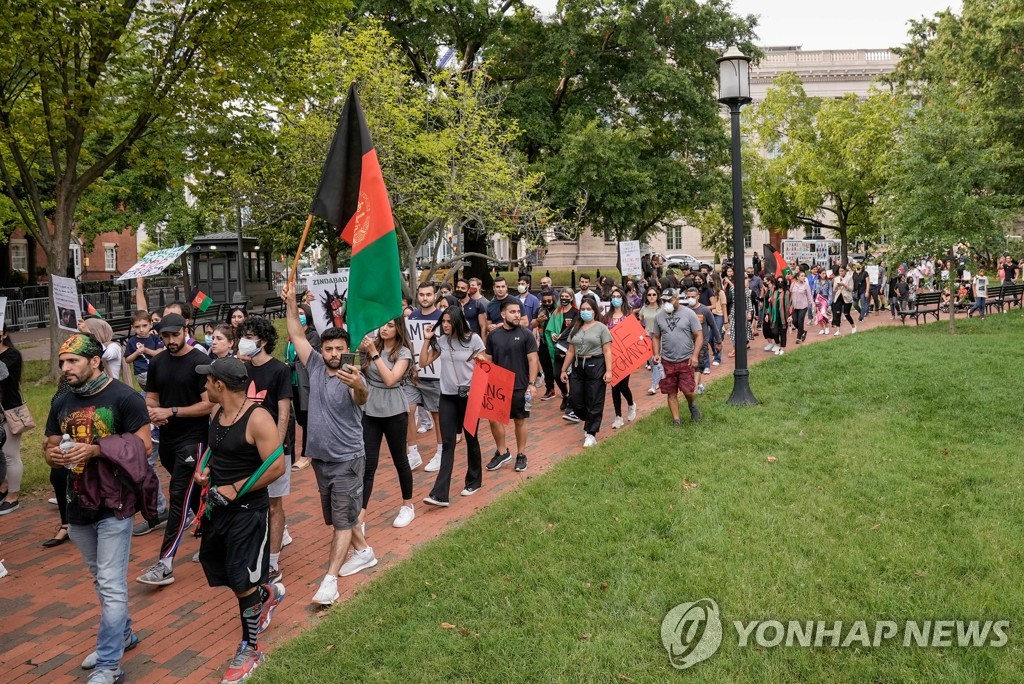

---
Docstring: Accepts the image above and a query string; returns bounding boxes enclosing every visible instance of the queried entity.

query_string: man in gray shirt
[651,288,704,425]
[283,282,370,606]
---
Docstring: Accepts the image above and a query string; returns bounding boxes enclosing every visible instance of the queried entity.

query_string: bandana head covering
[60,333,103,359]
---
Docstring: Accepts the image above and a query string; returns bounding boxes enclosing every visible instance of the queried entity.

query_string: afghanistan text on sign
[610,315,652,386]
[463,359,515,435]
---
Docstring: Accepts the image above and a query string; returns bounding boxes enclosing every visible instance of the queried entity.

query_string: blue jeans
[69,515,134,671]
[712,315,724,363]
[857,292,869,320]
[968,297,986,317]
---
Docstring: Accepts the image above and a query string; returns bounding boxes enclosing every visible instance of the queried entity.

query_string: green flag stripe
[347,230,404,344]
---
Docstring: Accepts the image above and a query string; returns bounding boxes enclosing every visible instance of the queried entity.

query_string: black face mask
[454,290,468,300]
[560,299,571,306]
[543,301,555,310]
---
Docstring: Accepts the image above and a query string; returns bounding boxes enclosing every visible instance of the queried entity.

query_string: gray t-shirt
[364,346,412,418]
[568,322,612,358]
[435,333,485,396]
[303,352,365,462]
[652,306,702,362]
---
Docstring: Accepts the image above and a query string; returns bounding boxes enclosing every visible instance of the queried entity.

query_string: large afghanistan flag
[763,243,793,279]
[309,84,402,344]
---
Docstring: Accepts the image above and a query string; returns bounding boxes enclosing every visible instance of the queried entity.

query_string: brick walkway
[0,312,898,683]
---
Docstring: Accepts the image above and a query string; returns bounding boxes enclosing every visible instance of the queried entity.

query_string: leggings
[554,351,569,397]
[538,345,555,394]
[611,376,633,417]
[793,308,807,340]
[429,394,482,503]
[2,424,22,494]
[361,412,412,507]
[832,300,854,328]
[50,467,68,525]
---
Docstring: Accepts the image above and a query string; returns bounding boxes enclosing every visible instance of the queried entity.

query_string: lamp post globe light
[717,45,758,406]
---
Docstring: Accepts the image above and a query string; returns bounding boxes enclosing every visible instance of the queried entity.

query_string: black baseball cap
[157,313,186,333]
[660,288,678,301]
[195,357,249,385]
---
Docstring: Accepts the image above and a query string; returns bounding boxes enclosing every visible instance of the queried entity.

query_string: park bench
[193,302,227,331]
[898,291,942,325]
[253,295,286,320]
[108,315,135,344]
[986,284,1024,314]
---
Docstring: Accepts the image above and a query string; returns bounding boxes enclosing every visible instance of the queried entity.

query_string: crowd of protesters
[1,248,1019,684]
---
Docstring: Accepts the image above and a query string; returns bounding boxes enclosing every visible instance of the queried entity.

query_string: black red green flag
[83,297,101,318]
[763,244,793,279]
[309,84,402,344]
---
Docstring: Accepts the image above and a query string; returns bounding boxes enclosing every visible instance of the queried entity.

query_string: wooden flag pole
[289,214,315,288]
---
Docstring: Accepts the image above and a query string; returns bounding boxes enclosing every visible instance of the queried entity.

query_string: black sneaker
[514,454,528,472]
[0,500,19,516]
[672,419,682,426]
[562,411,581,423]
[486,449,512,471]
[689,404,703,422]
[559,396,568,411]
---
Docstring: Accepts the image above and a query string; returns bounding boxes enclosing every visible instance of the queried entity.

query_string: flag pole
[289,214,315,287]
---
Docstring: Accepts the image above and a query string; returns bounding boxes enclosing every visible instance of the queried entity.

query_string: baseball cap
[157,313,186,333]
[660,288,678,301]
[195,357,249,385]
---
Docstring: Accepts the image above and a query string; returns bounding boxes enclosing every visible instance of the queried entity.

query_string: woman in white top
[831,266,856,336]
[80,318,130,382]
[419,305,485,506]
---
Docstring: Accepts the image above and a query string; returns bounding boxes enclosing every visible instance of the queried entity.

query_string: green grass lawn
[255,314,1024,683]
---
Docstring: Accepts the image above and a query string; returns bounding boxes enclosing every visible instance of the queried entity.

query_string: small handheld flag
[83,297,102,319]
[191,288,213,313]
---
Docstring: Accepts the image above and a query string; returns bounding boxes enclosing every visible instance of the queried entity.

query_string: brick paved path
[0,312,897,683]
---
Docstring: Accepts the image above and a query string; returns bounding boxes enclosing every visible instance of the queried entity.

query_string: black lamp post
[717,46,758,406]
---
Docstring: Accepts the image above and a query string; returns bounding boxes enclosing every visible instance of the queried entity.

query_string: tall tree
[0,0,347,372]
[744,74,904,265]
[877,85,1014,332]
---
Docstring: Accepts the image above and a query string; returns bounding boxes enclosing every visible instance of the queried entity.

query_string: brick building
[0,227,139,285]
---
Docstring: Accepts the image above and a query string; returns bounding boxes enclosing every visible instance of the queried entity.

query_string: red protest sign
[463,359,516,435]
[610,315,652,386]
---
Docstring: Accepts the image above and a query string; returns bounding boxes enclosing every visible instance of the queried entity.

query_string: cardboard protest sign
[404,317,440,380]
[463,359,515,435]
[619,240,642,276]
[305,270,351,334]
[118,245,191,281]
[52,275,82,332]
[610,315,652,386]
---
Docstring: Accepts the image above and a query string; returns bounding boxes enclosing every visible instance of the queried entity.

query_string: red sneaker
[221,642,264,683]
[540,389,557,400]
[258,582,286,635]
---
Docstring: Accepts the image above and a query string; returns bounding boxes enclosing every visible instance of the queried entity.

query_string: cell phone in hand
[340,351,362,369]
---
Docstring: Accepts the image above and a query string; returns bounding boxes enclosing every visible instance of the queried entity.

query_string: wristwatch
[171,407,178,417]
[371,354,381,362]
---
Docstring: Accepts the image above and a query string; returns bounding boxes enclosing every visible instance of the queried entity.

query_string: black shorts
[510,389,530,421]
[199,506,270,593]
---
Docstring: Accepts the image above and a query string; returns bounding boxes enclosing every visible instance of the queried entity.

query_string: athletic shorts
[660,359,696,395]
[199,506,270,593]
[509,389,530,421]
[266,449,291,498]
[402,379,440,413]
[312,456,364,531]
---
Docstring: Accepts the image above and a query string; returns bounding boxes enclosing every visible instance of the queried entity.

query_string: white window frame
[666,225,683,251]
[104,245,117,272]
[10,241,27,273]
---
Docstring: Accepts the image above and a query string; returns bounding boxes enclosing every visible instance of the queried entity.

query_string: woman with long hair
[208,323,236,359]
[227,306,247,331]
[545,287,578,413]
[638,286,663,394]
[287,303,320,471]
[420,306,485,506]
[358,317,416,529]
[790,270,814,344]
[603,287,637,429]
[560,296,613,448]
[728,273,753,358]
[709,272,726,366]
[0,326,21,517]
[765,277,792,355]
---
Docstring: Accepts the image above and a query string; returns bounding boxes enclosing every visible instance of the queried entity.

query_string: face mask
[238,338,260,357]
[685,297,697,307]
[610,297,622,307]
[204,334,213,345]
[454,289,468,300]
[560,299,571,306]
[298,314,307,326]
[543,301,555,310]
[517,284,528,294]
[579,310,594,322]
[663,302,675,314]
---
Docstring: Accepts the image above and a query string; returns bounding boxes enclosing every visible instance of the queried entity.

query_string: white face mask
[685,297,697,307]
[517,284,528,294]
[238,338,260,357]
[663,302,675,314]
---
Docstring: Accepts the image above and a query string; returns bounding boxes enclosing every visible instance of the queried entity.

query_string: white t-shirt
[102,342,123,380]
[974,275,988,298]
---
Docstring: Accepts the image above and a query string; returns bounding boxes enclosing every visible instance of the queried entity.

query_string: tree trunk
[46,204,75,379]
[463,224,492,290]
[948,271,957,334]
[837,225,849,267]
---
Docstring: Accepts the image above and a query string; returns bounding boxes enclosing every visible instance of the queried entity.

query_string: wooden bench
[986,284,1024,314]
[193,302,227,331]
[899,291,942,325]
[108,315,136,344]
[254,295,286,319]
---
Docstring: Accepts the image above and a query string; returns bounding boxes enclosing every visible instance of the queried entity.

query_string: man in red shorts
[650,288,704,425]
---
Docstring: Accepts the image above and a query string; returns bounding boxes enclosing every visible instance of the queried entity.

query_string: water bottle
[60,434,76,471]
[524,390,532,413]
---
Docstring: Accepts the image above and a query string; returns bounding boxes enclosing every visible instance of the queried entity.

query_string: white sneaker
[392,505,415,528]
[407,446,422,471]
[282,526,293,547]
[823,328,830,335]
[770,345,780,353]
[583,434,597,448]
[702,368,711,375]
[833,331,841,337]
[339,547,378,577]
[424,448,442,472]
[646,387,657,395]
[417,413,433,433]
[775,349,784,356]
[627,404,637,422]
[763,343,773,351]
[612,416,624,429]
[697,383,705,394]
[851,326,858,334]
[312,575,339,605]
[712,360,720,367]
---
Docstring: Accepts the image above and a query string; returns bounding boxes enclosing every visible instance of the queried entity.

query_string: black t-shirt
[484,324,538,392]
[145,347,211,450]
[486,295,523,324]
[207,404,270,510]
[895,282,910,298]
[852,271,869,293]
[463,298,485,334]
[246,358,292,423]
[0,347,24,409]
[45,380,150,524]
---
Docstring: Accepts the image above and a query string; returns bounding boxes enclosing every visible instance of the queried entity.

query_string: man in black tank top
[192,357,286,684]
